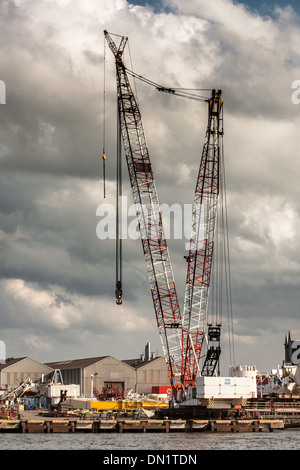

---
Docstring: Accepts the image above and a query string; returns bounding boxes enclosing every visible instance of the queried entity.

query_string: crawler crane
[104,31,227,402]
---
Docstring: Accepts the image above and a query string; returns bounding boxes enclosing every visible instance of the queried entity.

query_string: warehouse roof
[45,356,109,370]
[0,356,54,372]
[123,356,162,369]
[0,355,164,372]
[0,357,27,370]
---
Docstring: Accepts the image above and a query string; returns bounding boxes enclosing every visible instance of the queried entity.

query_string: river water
[1,428,300,450]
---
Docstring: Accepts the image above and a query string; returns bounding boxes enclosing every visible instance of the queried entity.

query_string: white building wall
[135,357,169,395]
[0,357,53,389]
[83,356,136,397]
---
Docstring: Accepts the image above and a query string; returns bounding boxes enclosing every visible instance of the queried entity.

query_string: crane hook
[102,153,106,198]
[115,280,122,305]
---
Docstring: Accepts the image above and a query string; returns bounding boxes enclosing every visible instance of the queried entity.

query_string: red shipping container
[152,386,171,395]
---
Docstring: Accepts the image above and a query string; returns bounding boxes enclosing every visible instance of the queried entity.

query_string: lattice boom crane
[181,91,223,387]
[104,31,183,396]
[104,31,224,401]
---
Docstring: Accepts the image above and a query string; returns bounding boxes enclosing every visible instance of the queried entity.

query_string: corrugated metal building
[0,357,53,390]
[123,356,170,395]
[46,354,170,397]
[0,351,170,398]
[46,356,137,398]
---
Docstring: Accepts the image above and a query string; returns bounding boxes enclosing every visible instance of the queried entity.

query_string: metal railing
[245,400,300,419]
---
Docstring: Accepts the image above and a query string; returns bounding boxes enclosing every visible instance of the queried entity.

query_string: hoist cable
[125,68,210,102]
[102,37,107,198]
[222,139,235,366]
[117,109,122,284]
[115,107,123,305]
[127,42,140,108]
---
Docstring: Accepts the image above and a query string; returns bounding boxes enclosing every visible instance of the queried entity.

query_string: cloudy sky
[0,0,300,375]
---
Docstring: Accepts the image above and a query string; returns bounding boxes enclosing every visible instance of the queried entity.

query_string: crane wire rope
[125,68,211,102]
[102,34,123,304]
[115,106,123,303]
[127,42,140,108]
[102,37,107,198]
[207,108,235,369]
[221,135,235,366]
[115,40,139,306]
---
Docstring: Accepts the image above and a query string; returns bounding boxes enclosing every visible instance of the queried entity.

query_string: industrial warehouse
[0,332,300,433]
[0,343,170,405]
